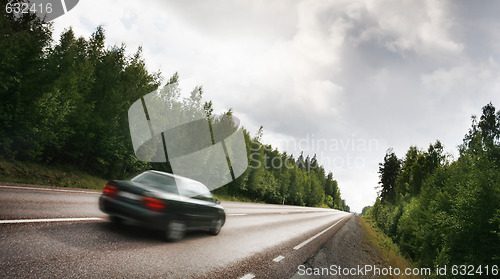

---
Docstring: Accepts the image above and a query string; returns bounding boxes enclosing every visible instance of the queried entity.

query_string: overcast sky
[53,0,500,212]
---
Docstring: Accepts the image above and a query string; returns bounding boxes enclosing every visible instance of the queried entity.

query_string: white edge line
[0,217,104,224]
[239,273,255,279]
[272,255,285,262]
[293,217,346,250]
[227,213,247,216]
[0,185,100,194]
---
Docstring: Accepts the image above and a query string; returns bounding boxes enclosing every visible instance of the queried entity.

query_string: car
[99,170,226,241]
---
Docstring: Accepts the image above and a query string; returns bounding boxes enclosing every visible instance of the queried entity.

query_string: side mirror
[214,199,221,204]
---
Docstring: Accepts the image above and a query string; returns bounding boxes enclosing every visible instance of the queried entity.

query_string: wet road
[0,184,352,278]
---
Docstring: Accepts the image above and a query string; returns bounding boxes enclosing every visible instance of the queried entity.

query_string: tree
[463,102,500,157]
[341,199,350,212]
[378,149,400,203]
[0,0,52,159]
[324,172,335,196]
[296,151,305,170]
[361,206,371,216]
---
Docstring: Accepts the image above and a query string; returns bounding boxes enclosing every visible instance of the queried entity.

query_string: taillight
[143,196,166,212]
[103,184,118,197]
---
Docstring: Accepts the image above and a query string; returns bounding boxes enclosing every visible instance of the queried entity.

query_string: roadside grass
[0,160,108,190]
[360,215,422,279]
[212,194,334,208]
[212,193,266,204]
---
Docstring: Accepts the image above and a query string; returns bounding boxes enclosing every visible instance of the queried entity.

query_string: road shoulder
[291,216,392,279]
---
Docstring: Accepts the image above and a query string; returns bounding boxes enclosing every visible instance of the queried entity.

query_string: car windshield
[131,172,179,195]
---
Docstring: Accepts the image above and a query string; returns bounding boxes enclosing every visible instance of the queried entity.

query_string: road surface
[0,183,352,278]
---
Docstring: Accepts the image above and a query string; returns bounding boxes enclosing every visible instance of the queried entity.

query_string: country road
[0,184,352,278]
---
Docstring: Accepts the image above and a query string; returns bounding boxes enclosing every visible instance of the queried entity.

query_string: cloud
[349,0,463,56]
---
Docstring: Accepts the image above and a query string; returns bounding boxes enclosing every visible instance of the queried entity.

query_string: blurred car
[99,170,225,241]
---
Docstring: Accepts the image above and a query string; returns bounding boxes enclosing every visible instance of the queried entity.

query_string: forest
[369,102,500,271]
[0,1,349,211]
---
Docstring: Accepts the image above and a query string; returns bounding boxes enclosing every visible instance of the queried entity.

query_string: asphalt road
[0,184,353,278]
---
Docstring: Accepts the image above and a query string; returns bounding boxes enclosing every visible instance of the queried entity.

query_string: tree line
[369,103,500,270]
[0,2,349,211]
[227,135,349,210]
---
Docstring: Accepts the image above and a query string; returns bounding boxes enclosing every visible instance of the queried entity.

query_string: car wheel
[165,219,186,242]
[208,217,223,236]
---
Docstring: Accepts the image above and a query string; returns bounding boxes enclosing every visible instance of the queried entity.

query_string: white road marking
[272,255,285,262]
[0,217,104,224]
[293,217,346,250]
[0,185,100,194]
[239,273,255,279]
[227,213,248,216]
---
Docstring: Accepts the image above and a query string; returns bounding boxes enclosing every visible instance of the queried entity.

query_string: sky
[52,0,500,212]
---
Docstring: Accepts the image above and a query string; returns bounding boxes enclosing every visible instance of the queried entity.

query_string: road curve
[0,184,353,278]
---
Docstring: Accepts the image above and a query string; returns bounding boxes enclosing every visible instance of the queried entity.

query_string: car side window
[177,180,212,201]
[157,175,179,195]
[178,181,199,199]
[132,172,179,195]
[195,183,213,201]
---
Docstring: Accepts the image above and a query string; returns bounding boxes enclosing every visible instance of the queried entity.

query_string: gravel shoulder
[291,216,387,279]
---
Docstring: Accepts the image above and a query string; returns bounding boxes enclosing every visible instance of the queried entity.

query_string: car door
[193,183,219,226]
[176,180,207,228]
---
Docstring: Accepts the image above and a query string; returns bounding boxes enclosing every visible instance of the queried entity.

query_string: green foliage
[368,103,500,272]
[378,148,401,203]
[361,205,372,216]
[0,8,160,177]
[0,160,107,190]
[230,130,347,209]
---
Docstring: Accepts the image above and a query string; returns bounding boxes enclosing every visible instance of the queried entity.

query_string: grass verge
[360,215,422,279]
[212,193,263,203]
[0,160,108,190]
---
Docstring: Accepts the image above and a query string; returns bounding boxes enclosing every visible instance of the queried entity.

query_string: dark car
[99,170,225,241]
